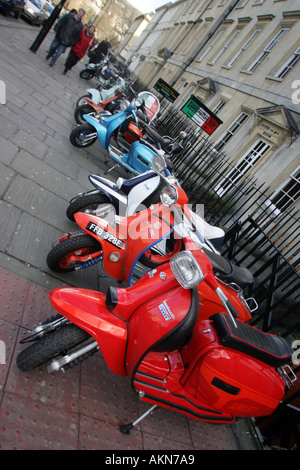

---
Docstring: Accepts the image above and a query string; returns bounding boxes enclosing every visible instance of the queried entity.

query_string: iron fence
[155,105,300,449]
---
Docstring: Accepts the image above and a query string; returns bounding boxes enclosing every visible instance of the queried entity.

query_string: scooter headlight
[151,154,166,174]
[160,185,178,206]
[170,251,204,289]
[120,99,130,110]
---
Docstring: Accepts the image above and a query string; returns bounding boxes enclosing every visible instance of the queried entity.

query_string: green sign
[181,95,223,135]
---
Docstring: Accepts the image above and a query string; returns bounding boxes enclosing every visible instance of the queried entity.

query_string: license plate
[86,222,124,248]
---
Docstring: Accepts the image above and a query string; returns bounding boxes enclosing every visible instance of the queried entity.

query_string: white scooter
[76,77,126,108]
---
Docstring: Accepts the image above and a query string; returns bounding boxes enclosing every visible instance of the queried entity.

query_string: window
[235,0,249,7]
[129,56,140,71]
[274,47,300,78]
[210,30,241,64]
[271,166,300,211]
[197,30,224,62]
[214,112,249,151]
[180,23,202,56]
[215,140,270,196]
[143,32,160,49]
[227,29,261,67]
[160,7,178,22]
[212,100,226,115]
[247,28,289,72]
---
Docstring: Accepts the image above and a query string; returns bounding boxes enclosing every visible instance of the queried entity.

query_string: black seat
[203,248,254,289]
[212,312,293,367]
[140,123,171,148]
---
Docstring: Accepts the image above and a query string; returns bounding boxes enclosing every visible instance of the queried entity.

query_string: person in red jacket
[63,24,96,75]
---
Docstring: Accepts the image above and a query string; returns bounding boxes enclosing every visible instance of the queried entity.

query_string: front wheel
[66,193,110,221]
[46,234,102,272]
[79,69,94,80]
[74,104,96,124]
[69,123,97,148]
[17,322,91,371]
[76,94,92,107]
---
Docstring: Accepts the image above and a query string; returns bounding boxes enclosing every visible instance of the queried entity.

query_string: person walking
[88,37,111,63]
[63,24,96,75]
[46,8,85,67]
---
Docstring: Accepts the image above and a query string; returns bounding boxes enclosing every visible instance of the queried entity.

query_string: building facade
[121,0,300,216]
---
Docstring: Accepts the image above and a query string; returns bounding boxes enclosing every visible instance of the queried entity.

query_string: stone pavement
[0,19,260,450]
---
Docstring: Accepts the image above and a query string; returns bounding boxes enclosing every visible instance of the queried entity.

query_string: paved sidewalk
[0,21,260,450]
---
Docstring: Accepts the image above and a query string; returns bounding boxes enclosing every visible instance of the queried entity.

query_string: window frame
[246,28,289,72]
[274,46,300,78]
[215,139,270,196]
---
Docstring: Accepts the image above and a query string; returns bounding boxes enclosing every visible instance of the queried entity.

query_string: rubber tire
[76,94,92,108]
[46,234,102,272]
[74,104,96,124]
[69,123,97,148]
[79,69,94,80]
[17,322,91,371]
[66,193,110,221]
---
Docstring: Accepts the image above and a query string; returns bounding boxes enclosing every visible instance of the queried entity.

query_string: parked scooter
[74,88,125,124]
[69,97,164,175]
[74,89,159,131]
[64,162,223,252]
[46,157,252,303]
[79,57,110,81]
[17,234,295,431]
[76,77,126,108]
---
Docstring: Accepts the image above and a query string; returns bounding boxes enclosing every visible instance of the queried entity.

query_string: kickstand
[119,404,157,435]
[104,163,120,175]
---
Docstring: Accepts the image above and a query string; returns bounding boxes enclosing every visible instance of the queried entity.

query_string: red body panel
[124,122,143,144]
[133,318,286,421]
[125,284,194,378]
[133,351,235,423]
[180,319,286,417]
[75,203,177,282]
[49,288,127,376]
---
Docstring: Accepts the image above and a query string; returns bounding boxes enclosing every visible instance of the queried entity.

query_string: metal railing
[148,99,300,449]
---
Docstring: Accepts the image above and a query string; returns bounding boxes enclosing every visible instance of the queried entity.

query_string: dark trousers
[64,50,80,72]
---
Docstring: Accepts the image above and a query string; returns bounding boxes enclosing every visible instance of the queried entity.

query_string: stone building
[121,0,300,216]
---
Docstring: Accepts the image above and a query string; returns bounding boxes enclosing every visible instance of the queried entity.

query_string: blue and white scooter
[69,97,163,175]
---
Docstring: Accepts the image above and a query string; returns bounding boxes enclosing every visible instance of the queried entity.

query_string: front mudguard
[86,88,101,103]
[49,288,127,376]
[84,113,129,149]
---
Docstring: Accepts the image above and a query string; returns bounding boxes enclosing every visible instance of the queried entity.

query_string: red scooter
[45,158,254,313]
[74,88,125,124]
[17,239,295,432]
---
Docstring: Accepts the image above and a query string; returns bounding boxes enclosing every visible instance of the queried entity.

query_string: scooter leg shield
[49,288,127,376]
[83,115,108,148]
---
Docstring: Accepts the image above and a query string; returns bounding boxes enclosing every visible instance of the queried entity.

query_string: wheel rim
[58,247,98,269]
[75,129,97,146]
